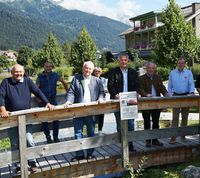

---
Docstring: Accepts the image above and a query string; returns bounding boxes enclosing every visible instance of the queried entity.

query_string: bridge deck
[1,135,199,178]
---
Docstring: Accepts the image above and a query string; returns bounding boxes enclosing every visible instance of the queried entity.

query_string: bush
[156,67,171,81]
[54,66,73,80]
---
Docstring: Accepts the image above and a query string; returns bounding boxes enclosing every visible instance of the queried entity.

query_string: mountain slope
[0,0,130,51]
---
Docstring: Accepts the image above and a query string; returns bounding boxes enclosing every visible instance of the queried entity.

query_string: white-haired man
[65,61,105,161]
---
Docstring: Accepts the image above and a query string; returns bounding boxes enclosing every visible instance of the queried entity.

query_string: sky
[54,0,199,24]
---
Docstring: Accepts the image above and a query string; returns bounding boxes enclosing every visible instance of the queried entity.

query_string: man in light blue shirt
[168,57,195,144]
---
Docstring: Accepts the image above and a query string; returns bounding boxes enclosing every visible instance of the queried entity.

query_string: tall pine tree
[71,27,98,73]
[34,32,64,68]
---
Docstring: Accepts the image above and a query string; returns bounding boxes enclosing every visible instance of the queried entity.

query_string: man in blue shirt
[36,61,68,143]
[168,57,195,144]
[0,64,54,175]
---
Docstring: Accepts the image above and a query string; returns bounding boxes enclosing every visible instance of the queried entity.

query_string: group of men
[0,54,195,176]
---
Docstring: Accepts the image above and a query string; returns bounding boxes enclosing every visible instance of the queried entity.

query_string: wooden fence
[0,95,200,178]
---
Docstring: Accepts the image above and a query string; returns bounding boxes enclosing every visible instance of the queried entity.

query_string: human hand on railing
[45,103,55,111]
[146,93,152,97]
[127,99,137,105]
[63,101,72,108]
[115,94,119,99]
[0,106,10,118]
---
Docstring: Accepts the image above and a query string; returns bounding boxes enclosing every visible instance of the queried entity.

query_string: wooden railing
[0,95,200,178]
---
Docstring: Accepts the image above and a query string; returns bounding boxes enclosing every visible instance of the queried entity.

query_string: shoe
[98,131,103,136]
[86,154,95,159]
[169,137,176,144]
[152,140,163,146]
[54,138,60,143]
[70,155,85,162]
[145,140,151,147]
[29,164,37,173]
[128,144,136,152]
[46,135,53,143]
[13,166,21,176]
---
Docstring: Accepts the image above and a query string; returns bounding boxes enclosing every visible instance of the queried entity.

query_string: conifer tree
[71,27,98,73]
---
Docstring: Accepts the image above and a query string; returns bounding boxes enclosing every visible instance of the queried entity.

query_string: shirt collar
[120,68,128,73]
[11,77,24,83]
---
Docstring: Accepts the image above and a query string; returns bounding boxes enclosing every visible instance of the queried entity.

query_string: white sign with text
[119,91,138,120]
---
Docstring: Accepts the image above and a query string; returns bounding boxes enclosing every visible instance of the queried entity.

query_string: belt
[173,92,189,96]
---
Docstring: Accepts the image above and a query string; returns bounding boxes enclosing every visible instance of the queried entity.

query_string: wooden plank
[53,154,69,167]
[45,156,60,169]
[138,96,199,110]
[108,144,121,155]
[26,133,119,160]
[0,150,19,167]
[135,140,157,152]
[128,125,199,142]
[120,120,129,168]
[95,147,110,159]
[62,152,78,166]
[100,145,118,156]
[1,96,200,129]
[92,149,105,161]
[0,166,12,178]
[36,157,51,172]
[18,115,29,178]
[0,101,119,128]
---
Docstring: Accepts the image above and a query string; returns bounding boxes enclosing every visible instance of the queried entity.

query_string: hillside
[0,0,130,52]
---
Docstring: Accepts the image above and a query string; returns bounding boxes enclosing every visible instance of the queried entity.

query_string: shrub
[156,67,171,81]
[54,66,73,80]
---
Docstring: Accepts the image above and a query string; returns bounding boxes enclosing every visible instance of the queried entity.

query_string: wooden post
[121,120,129,168]
[18,115,29,178]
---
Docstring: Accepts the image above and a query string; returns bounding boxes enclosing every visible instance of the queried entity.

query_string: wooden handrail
[0,95,199,129]
[0,95,200,178]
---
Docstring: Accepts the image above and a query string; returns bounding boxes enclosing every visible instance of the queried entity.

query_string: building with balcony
[120,2,200,58]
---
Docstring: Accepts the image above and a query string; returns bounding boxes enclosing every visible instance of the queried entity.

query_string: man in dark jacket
[107,53,138,152]
[138,62,168,147]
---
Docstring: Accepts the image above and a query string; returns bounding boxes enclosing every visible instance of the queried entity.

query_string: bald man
[0,64,54,175]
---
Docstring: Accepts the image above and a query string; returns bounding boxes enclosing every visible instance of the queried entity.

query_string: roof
[119,27,134,36]
[129,11,162,21]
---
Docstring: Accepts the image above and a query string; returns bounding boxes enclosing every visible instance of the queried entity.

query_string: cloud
[53,0,141,24]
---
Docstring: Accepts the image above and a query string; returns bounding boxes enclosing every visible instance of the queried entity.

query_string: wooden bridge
[0,95,200,178]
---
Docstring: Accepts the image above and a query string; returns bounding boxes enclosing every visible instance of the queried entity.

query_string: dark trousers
[39,99,59,139]
[96,114,104,131]
[142,109,161,142]
[42,121,59,139]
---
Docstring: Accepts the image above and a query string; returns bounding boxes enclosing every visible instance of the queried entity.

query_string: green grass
[0,138,10,150]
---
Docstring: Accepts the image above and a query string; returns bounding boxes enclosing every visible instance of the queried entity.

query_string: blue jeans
[7,125,36,166]
[39,99,59,139]
[114,111,134,145]
[73,116,95,157]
